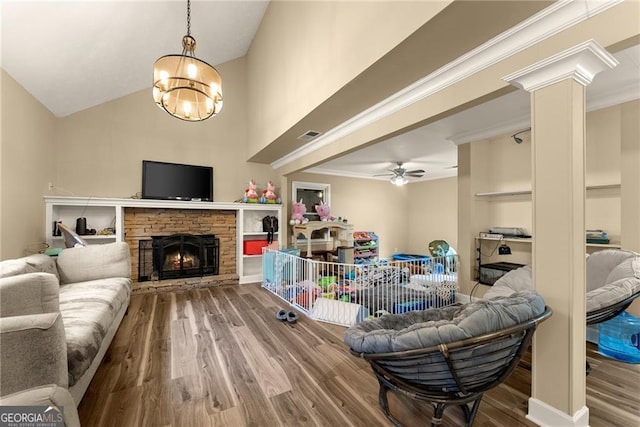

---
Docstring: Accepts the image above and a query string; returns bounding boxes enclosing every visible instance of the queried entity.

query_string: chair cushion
[344,290,545,354]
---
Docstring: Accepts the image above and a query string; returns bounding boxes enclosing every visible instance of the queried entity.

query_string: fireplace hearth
[138,234,219,281]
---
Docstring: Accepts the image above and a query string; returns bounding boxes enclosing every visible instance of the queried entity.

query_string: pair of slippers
[276,309,299,324]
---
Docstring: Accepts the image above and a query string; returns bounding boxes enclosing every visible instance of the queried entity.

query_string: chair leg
[586,360,591,376]
[462,397,483,427]
[432,403,447,426]
[377,379,403,427]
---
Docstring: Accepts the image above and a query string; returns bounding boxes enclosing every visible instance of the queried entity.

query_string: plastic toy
[290,199,309,225]
[243,179,259,203]
[315,201,336,221]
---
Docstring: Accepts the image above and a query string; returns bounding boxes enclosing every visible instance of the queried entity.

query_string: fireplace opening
[138,234,219,281]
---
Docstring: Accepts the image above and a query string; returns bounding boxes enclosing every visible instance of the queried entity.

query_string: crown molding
[503,39,619,91]
[271,0,623,171]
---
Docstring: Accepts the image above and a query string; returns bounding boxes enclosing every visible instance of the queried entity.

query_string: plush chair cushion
[586,249,636,292]
[344,290,545,354]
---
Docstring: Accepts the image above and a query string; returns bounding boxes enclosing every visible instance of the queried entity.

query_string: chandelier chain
[186,0,191,36]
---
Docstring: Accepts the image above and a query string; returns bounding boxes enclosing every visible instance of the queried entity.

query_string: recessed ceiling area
[305,43,640,183]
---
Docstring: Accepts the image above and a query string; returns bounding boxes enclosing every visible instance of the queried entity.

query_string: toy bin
[244,240,269,255]
[598,311,640,364]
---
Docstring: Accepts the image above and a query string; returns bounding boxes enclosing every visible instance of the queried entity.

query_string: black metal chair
[350,307,552,427]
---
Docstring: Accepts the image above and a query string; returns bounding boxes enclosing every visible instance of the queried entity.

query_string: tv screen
[142,160,213,201]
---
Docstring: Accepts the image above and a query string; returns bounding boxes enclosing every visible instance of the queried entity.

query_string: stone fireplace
[124,208,237,291]
[138,234,220,281]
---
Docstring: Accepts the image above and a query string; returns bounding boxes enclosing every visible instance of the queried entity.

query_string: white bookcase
[44,197,281,284]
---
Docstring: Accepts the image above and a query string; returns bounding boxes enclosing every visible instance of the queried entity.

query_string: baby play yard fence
[262,248,459,327]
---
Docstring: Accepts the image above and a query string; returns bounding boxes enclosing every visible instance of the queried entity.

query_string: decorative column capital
[503,39,618,92]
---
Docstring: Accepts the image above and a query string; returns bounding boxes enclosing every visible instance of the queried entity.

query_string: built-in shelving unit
[475,236,621,249]
[44,196,281,284]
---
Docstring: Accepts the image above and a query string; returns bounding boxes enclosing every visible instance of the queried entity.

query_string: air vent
[297,130,322,142]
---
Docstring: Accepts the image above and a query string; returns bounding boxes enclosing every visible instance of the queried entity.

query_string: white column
[504,40,617,427]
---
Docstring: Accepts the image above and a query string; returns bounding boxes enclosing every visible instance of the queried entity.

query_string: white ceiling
[1,1,638,183]
[307,43,640,183]
[1,0,269,117]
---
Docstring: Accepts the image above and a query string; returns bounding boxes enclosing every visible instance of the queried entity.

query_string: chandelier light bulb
[187,63,197,79]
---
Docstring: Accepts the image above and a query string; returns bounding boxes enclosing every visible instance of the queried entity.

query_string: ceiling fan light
[390,175,408,186]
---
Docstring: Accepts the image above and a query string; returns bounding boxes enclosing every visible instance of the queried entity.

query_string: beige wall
[1,70,56,259]
[406,177,457,255]
[246,0,450,159]
[286,172,409,258]
[53,57,278,203]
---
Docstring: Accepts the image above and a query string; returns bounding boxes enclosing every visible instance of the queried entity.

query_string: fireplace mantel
[44,196,282,284]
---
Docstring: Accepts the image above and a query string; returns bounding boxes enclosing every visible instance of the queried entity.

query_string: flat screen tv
[142,160,213,201]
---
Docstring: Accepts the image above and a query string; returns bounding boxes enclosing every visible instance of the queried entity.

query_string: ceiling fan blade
[374,173,394,177]
[405,169,425,174]
[406,173,424,178]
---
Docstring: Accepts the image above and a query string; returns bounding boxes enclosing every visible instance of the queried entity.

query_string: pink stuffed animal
[315,201,336,221]
[290,199,309,225]
[244,179,259,203]
[262,181,278,203]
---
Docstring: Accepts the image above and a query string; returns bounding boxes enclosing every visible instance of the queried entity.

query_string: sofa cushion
[58,277,131,387]
[0,254,59,280]
[56,242,131,285]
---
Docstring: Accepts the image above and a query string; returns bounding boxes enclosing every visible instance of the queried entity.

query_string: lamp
[390,175,408,186]
[153,0,223,121]
[511,128,531,144]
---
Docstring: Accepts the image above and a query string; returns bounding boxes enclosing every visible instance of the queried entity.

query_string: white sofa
[0,242,132,423]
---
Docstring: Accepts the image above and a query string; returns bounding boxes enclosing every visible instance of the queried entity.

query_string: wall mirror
[291,181,331,241]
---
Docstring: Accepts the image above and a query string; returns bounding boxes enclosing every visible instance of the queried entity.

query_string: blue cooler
[598,311,640,364]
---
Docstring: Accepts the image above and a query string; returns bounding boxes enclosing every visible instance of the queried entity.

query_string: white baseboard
[456,293,471,304]
[527,398,589,426]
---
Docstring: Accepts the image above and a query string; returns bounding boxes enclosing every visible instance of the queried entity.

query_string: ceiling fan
[375,162,425,185]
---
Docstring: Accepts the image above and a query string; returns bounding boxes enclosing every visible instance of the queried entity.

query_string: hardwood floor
[78,284,640,426]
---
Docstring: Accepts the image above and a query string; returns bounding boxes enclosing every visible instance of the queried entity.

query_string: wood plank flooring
[78,284,640,426]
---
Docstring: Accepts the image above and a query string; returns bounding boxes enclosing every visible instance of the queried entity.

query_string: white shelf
[476,236,531,243]
[476,236,620,248]
[52,235,116,241]
[243,232,279,237]
[475,189,531,197]
[475,183,620,198]
[586,242,621,248]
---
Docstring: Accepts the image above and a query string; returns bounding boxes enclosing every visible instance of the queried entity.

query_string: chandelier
[153,0,223,121]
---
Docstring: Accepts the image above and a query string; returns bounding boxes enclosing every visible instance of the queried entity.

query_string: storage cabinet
[353,231,378,264]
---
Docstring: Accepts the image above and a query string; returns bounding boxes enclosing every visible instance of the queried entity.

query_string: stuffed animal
[243,179,259,203]
[290,199,309,224]
[315,201,336,221]
[262,181,278,204]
